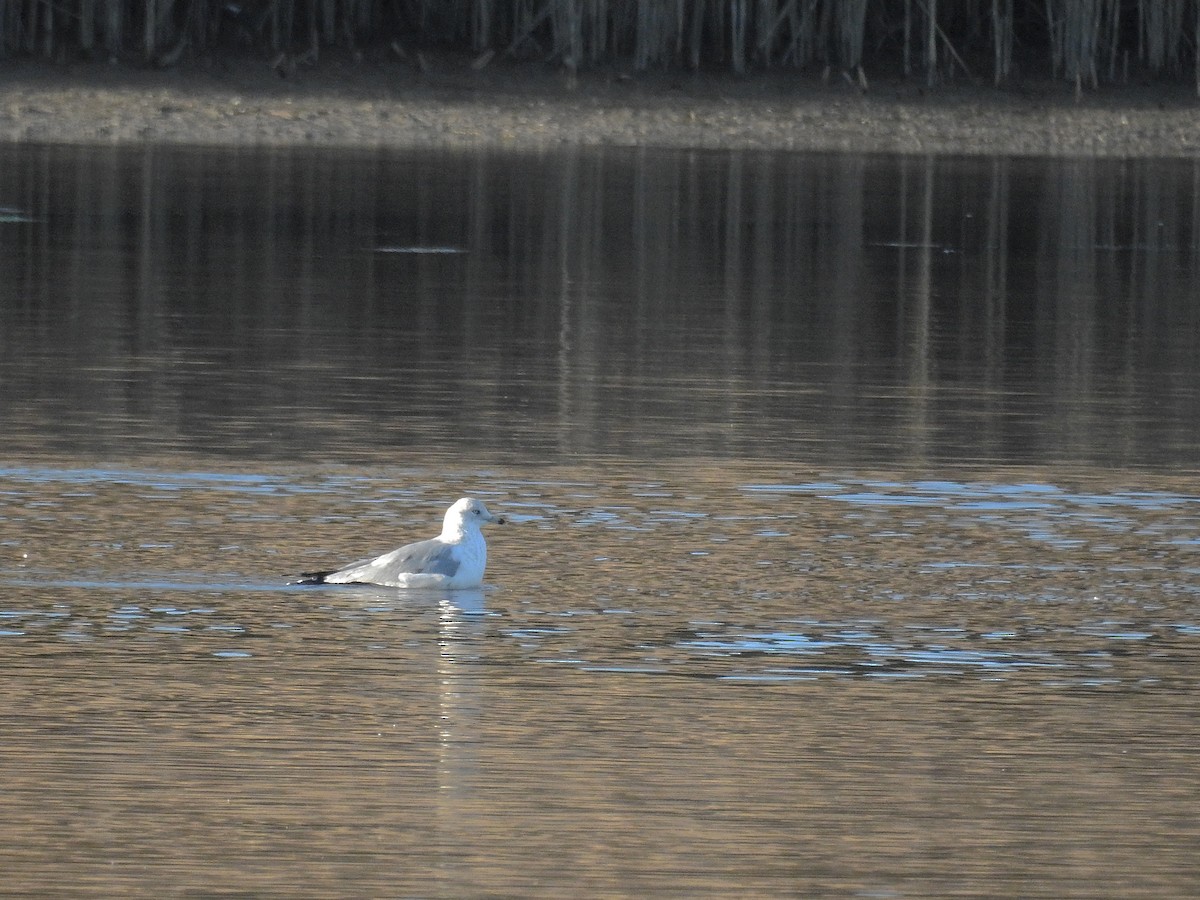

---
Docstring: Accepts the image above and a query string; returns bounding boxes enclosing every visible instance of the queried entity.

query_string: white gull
[294,497,505,589]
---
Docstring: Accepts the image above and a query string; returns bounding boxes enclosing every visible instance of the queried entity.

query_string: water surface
[1,144,1198,897]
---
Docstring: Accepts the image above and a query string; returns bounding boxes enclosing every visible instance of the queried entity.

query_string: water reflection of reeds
[2,2,1200,88]
[1,145,1199,467]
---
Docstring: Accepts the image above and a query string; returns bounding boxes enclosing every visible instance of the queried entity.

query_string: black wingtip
[293,571,334,585]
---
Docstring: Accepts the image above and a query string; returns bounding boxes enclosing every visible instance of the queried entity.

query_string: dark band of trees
[4,0,1199,90]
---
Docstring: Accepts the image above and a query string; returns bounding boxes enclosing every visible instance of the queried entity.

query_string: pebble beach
[3,51,1200,156]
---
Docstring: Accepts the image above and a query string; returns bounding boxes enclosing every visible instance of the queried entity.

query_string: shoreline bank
[2,54,1200,156]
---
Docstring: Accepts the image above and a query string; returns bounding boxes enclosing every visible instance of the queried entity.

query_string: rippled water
[4,464,1197,684]
[1,144,1199,896]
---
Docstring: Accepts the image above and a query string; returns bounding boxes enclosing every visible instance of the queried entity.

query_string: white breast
[446,531,488,588]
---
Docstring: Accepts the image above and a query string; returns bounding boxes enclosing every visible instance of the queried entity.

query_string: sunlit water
[1,144,1199,896]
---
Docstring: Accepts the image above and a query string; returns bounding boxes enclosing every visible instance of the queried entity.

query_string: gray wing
[378,537,460,577]
[325,536,460,584]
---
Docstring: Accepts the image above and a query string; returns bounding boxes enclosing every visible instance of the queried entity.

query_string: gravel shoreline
[3,53,1200,156]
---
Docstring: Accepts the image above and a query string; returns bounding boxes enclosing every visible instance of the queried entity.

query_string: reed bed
[3,0,1200,89]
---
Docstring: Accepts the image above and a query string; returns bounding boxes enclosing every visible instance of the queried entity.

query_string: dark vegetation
[4,0,1200,92]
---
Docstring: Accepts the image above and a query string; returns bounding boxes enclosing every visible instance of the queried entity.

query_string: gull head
[443,497,506,537]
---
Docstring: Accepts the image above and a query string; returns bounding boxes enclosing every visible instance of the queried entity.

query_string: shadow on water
[1,144,1200,468]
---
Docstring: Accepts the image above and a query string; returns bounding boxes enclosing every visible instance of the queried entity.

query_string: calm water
[1,143,1199,897]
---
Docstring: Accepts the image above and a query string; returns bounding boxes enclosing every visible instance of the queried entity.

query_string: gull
[294,497,505,589]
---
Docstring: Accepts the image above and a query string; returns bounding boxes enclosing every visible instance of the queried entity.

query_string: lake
[1,143,1198,897]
